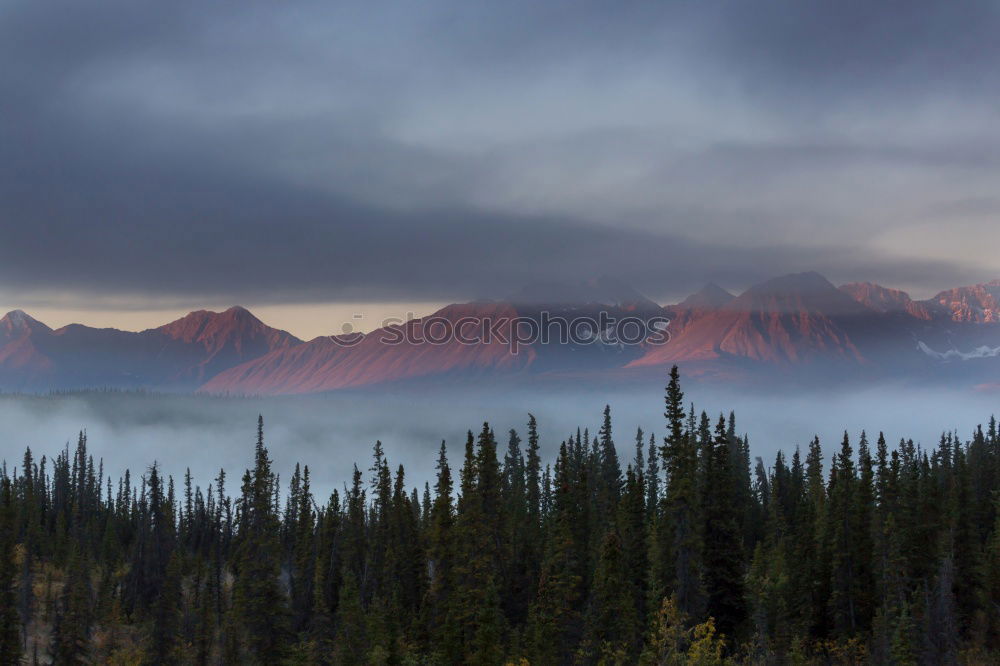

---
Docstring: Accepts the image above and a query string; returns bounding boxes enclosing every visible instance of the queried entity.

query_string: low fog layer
[0,383,996,502]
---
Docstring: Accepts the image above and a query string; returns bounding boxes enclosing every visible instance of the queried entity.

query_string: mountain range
[0,306,300,392]
[3,273,1000,394]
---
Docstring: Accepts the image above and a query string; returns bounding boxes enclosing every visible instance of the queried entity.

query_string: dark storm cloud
[713,1,1000,97]
[2,0,998,305]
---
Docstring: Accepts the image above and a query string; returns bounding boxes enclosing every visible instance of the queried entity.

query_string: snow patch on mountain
[918,341,1000,361]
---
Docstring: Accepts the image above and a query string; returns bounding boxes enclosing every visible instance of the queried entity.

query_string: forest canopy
[0,367,998,664]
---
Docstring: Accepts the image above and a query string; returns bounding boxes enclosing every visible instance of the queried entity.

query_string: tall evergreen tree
[150,550,183,664]
[426,441,455,654]
[332,573,368,664]
[659,366,703,616]
[449,427,507,662]
[702,415,746,639]
[231,416,289,663]
[530,441,585,664]
[828,431,861,637]
[583,529,640,661]
[290,464,316,634]
[0,479,21,664]
[617,465,648,652]
[51,544,91,664]
[645,432,660,517]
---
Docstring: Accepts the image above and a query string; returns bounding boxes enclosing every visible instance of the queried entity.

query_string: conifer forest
[0,367,998,665]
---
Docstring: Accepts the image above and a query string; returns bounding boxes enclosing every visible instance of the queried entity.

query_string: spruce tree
[231,416,289,663]
[529,442,584,664]
[341,465,367,588]
[502,428,532,625]
[583,529,639,661]
[645,432,660,517]
[598,404,622,510]
[984,497,1000,649]
[426,441,455,653]
[853,431,876,631]
[51,544,91,664]
[797,435,831,639]
[618,464,648,639]
[0,479,21,665]
[701,415,746,640]
[523,415,544,621]
[332,573,368,664]
[386,464,423,615]
[660,367,703,616]
[150,550,183,664]
[367,440,392,604]
[309,491,340,658]
[291,465,316,634]
[827,431,860,637]
[450,427,506,661]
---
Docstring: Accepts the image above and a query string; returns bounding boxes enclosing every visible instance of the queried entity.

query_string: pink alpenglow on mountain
[4,273,1000,394]
[199,302,535,395]
[632,273,867,366]
[0,307,299,391]
[928,281,1000,323]
[838,282,935,320]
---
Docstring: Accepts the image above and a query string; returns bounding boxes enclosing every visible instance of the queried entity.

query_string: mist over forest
[2,382,994,500]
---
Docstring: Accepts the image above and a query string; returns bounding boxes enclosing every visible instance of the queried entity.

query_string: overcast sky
[2,0,999,336]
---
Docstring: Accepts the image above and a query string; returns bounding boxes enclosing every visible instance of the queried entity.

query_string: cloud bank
[2,0,999,306]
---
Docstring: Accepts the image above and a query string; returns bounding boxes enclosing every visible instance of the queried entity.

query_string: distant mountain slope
[0,307,299,391]
[200,302,536,395]
[840,279,1000,324]
[155,306,301,382]
[633,272,870,366]
[213,277,674,395]
[836,279,1000,375]
[658,283,735,338]
[0,310,56,387]
[926,280,1000,323]
[4,273,1000,393]
[676,283,735,310]
[838,282,935,320]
